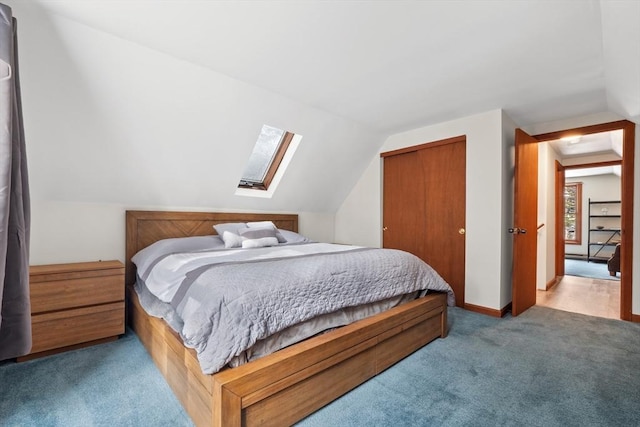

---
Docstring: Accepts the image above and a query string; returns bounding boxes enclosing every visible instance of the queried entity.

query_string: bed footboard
[128,287,447,426]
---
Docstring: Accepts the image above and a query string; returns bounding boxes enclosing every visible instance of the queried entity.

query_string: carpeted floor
[0,331,192,427]
[2,307,639,426]
[564,259,618,281]
[298,307,640,426]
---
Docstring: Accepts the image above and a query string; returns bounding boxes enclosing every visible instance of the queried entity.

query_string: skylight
[238,124,296,191]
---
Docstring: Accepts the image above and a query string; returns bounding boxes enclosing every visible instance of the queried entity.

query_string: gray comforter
[135,242,453,374]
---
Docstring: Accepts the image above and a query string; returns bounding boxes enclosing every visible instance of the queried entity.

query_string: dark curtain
[0,4,31,360]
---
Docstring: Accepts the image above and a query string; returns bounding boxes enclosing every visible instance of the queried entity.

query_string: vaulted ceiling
[3,0,639,214]
[13,0,640,133]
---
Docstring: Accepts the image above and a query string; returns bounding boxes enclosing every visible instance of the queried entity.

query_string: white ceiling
[18,0,640,134]
[547,129,623,159]
[565,165,621,178]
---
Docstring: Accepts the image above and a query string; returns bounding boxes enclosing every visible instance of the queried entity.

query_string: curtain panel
[0,4,31,360]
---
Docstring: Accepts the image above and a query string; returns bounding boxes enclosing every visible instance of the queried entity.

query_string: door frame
[534,120,634,321]
[554,161,566,279]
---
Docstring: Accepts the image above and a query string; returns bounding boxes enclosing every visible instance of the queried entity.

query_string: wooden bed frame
[125,210,448,427]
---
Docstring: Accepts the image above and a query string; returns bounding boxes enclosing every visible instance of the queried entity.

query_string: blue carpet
[298,307,640,426]
[0,330,192,427]
[2,308,639,426]
[565,259,618,280]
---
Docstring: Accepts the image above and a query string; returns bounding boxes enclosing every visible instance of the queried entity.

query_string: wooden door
[512,129,539,316]
[555,161,565,278]
[382,137,466,307]
[382,151,425,257]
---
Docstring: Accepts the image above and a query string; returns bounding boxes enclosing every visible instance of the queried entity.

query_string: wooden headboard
[125,210,299,285]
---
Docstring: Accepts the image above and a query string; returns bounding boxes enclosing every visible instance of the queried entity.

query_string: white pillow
[242,237,279,249]
[221,230,246,248]
[246,221,287,243]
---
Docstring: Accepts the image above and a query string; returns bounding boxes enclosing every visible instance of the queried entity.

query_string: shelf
[587,199,621,263]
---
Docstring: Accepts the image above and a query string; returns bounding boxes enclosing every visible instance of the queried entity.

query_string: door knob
[383,227,388,231]
[508,227,527,234]
[458,228,465,235]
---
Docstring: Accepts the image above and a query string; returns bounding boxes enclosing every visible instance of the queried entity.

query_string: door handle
[458,228,465,235]
[508,227,527,234]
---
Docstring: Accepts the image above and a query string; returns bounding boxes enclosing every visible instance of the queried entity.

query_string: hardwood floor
[536,274,620,320]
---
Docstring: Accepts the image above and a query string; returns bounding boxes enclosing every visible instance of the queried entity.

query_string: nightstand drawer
[30,274,124,313]
[20,260,126,360]
[30,301,125,354]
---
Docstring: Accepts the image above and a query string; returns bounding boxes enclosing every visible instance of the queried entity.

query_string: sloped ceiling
[24,0,640,131]
[3,0,639,214]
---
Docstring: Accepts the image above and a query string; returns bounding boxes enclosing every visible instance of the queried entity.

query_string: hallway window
[565,182,582,244]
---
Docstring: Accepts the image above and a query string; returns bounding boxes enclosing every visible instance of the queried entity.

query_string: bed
[126,210,451,426]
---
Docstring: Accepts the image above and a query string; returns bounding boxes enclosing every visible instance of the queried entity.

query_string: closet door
[382,137,466,307]
[382,151,425,257]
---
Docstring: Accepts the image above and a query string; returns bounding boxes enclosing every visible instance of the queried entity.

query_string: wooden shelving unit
[587,199,621,263]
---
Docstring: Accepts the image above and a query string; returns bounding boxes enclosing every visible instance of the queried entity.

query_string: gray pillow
[246,221,287,243]
[278,229,312,244]
[213,222,247,237]
[238,227,279,248]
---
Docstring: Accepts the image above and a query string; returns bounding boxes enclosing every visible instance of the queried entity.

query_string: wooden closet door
[418,140,465,306]
[382,151,426,257]
[382,137,466,307]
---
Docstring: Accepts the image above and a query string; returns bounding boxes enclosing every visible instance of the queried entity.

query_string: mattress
[132,235,453,374]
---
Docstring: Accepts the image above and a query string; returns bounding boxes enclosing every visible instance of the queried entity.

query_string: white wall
[500,111,517,308]
[536,143,559,290]
[336,109,511,311]
[9,2,380,264]
[334,158,383,248]
[29,200,335,265]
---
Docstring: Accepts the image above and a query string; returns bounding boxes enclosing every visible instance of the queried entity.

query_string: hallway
[536,274,620,320]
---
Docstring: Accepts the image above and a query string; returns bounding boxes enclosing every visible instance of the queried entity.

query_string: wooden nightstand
[18,260,125,361]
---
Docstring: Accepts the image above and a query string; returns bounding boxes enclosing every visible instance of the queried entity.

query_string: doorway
[563,164,622,280]
[543,160,623,319]
[513,120,635,320]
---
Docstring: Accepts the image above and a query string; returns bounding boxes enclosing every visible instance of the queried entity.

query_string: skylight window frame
[238,130,295,191]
